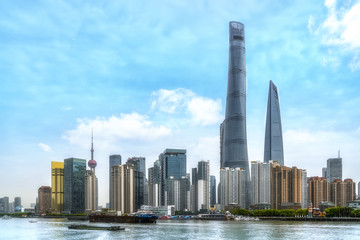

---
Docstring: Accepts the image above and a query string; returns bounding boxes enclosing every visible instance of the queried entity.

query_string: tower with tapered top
[85,130,98,212]
[221,21,250,207]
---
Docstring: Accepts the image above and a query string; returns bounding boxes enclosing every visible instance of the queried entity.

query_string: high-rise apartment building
[110,163,135,214]
[264,80,284,166]
[51,161,64,213]
[127,157,146,211]
[159,149,187,208]
[271,164,303,210]
[220,167,246,210]
[301,170,308,209]
[38,186,52,213]
[210,175,216,207]
[330,178,355,207]
[251,161,272,206]
[221,21,250,207]
[326,157,342,183]
[109,154,121,207]
[64,158,86,214]
[308,177,328,208]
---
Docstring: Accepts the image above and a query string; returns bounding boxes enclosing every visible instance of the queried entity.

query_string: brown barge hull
[89,215,157,223]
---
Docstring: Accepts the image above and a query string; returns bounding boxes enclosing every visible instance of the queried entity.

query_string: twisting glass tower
[264,80,284,166]
[221,21,250,207]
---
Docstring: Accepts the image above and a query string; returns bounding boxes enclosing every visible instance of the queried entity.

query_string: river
[1,218,360,239]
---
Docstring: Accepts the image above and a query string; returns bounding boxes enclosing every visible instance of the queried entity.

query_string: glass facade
[159,149,186,207]
[264,80,284,166]
[64,158,86,214]
[109,155,121,207]
[51,161,64,213]
[127,157,146,211]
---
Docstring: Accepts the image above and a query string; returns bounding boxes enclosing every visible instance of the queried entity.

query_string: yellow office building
[51,161,64,213]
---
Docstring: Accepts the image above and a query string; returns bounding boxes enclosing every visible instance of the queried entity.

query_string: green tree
[279,209,295,217]
[325,207,353,217]
[295,209,308,217]
[229,208,252,216]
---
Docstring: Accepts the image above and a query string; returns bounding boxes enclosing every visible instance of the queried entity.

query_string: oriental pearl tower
[88,130,97,171]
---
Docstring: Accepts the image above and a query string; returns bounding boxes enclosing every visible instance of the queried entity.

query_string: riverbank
[259,216,360,222]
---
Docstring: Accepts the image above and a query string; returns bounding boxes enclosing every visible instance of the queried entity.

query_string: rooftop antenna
[338,147,340,158]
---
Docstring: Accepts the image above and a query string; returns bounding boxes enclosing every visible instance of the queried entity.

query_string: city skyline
[1,0,360,207]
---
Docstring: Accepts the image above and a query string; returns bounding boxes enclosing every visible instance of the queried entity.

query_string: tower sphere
[88,160,97,169]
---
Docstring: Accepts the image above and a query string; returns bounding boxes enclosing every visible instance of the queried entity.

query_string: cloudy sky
[1,0,360,207]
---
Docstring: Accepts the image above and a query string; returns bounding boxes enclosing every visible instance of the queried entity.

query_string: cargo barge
[89,214,158,224]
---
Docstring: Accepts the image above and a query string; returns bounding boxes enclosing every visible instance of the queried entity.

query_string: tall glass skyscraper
[51,161,64,213]
[64,158,86,214]
[109,154,121,207]
[127,157,146,211]
[210,176,216,207]
[159,149,187,207]
[221,21,250,207]
[264,80,284,165]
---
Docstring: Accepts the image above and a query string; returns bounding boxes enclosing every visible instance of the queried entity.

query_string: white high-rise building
[197,160,210,211]
[251,161,272,206]
[220,167,246,210]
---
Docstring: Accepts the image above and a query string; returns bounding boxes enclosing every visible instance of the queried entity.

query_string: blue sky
[1,0,360,207]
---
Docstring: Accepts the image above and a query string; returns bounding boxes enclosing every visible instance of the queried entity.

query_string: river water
[1,218,360,239]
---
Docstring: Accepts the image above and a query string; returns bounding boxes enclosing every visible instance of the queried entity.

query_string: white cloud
[151,88,194,114]
[187,97,222,126]
[314,0,360,48]
[63,112,172,148]
[151,88,222,126]
[38,142,52,152]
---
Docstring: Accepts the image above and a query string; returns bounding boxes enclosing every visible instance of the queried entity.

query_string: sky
[1,0,360,207]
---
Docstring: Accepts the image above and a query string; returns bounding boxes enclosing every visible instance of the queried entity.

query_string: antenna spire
[91,128,94,161]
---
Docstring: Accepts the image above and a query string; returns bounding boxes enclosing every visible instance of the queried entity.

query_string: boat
[29,220,38,223]
[194,214,231,220]
[68,224,125,231]
[1,215,12,220]
[89,214,158,223]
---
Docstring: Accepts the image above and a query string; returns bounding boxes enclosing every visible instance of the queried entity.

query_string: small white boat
[29,220,38,223]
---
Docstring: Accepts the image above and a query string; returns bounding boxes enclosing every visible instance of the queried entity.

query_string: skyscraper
[264,80,284,165]
[308,177,328,208]
[251,161,272,206]
[85,132,98,212]
[326,157,342,183]
[159,149,187,207]
[191,160,210,212]
[127,157,146,211]
[210,175,216,207]
[271,164,303,210]
[221,21,250,207]
[64,158,86,214]
[14,197,21,211]
[110,163,135,214]
[148,160,161,207]
[109,154,122,207]
[220,167,246,210]
[38,186,52,213]
[330,178,355,207]
[51,161,64,213]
